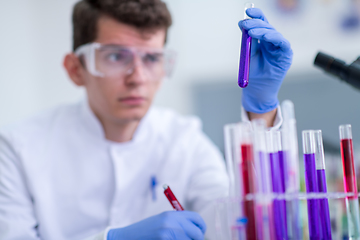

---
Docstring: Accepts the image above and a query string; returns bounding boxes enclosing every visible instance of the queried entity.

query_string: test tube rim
[302,130,316,154]
[313,130,326,170]
[252,119,267,152]
[243,2,254,20]
[281,99,295,121]
[266,130,281,153]
[339,124,352,140]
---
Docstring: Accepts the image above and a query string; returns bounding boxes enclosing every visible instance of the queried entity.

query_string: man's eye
[107,53,123,62]
[144,54,162,63]
[105,50,132,62]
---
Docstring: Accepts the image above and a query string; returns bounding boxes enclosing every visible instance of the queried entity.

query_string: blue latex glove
[239,8,293,114]
[107,211,207,240]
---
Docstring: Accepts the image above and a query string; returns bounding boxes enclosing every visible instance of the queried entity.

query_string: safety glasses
[75,42,176,81]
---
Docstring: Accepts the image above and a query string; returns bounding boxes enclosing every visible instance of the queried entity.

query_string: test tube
[302,130,321,239]
[252,119,274,240]
[266,130,288,240]
[224,123,243,198]
[314,130,332,239]
[224,123,246,239]
[238,3,254,88]
[252,119,273,198]
[281,100,300,193]
[239,124,257,240]
[339,124,360,239]
[281,100,301,240]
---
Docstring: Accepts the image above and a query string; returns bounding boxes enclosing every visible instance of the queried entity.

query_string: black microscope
[314,52,360,90]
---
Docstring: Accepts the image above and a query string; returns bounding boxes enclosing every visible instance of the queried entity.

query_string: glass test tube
[281,100,301,240]
[302,130,321,239]
[252,119,274,240]
[224,123,246,240]
[281,100,300,193]
[238,3,254,88]
[339,124,360,239]
[314,130,332,239]
[224,124,243,198]
[266,130,288,240]
[239,124,257,240]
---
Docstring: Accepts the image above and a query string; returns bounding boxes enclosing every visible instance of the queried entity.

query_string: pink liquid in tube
[340,139,358,198]
[241,143,257,240]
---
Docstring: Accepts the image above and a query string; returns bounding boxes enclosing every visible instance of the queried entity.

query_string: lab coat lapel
[105,108,160,227]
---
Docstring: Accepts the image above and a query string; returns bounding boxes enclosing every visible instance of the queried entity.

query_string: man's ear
[63,53,86,86]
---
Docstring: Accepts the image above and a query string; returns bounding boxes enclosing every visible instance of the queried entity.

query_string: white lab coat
[0,99,282,240]
[0,100,230,240]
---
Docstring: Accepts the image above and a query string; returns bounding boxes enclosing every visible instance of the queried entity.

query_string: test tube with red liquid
[163,184,184,211]
[314,130,332,239]
[240,129,257,240]
[225,123,257,239]
[238,3,254,88]
[339,124,360,238]
[302,130,321,239]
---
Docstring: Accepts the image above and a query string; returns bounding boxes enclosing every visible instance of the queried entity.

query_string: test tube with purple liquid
[314,130,332,239]
[266,131,288,240]
[252,119,274,240]
[302,130,321,240]
[238,3,254,88]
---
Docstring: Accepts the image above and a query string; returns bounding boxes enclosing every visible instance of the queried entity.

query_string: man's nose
[124,57,149,85]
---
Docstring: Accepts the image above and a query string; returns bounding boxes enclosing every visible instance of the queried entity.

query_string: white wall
[0,0,359,127]
[0,0,83,126]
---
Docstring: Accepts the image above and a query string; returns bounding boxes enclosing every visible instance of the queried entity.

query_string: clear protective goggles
[74,42,176,80]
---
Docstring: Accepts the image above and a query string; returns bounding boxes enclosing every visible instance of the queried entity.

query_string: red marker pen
[163,184,184,211]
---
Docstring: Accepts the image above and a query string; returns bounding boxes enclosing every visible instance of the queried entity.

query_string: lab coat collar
[79,98,152,146]
[80,99,104,139]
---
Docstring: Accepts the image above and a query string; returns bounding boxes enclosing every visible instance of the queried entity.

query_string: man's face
[82,16,166,124]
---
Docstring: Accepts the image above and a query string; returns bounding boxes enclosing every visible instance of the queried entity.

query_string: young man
[0,0,292,239]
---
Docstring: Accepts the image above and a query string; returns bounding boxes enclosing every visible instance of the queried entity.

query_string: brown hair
[72,0,172,51]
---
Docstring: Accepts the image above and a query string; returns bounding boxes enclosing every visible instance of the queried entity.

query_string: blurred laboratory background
[0,0,359,165]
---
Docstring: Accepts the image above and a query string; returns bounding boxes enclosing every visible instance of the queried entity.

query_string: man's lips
[118,97,146,105]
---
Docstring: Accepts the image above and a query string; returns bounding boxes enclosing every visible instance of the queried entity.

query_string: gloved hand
[239,8,293,114]
[107,211,207,240]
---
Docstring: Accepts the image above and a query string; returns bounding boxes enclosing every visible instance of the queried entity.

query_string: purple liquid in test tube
[314,130,332,239]
[238,3,254,88]
[267,131,288,240]
[302,131,321,240]
[252,119,274,240]
[238,29,252,88]
[317,170,331,239]
[278,151,287,198]
[278,150,289,239]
